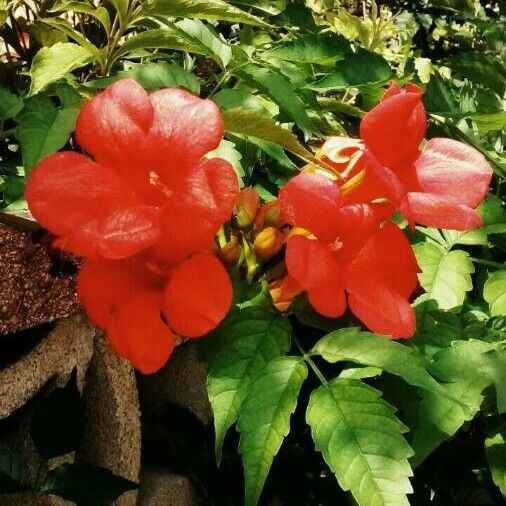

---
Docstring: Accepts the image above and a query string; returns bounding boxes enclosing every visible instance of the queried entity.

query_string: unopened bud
[255,200,282,229]
[253,227,283,261]
[270,276,302,312]
[219,236,242,265]
[236,187,259,230]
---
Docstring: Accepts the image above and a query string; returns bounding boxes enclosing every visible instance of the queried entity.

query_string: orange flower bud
[219,236,242,265]
[236,187,260,230]
[253,227,283,261]
[255,200,282,230]
[270,276,303,312]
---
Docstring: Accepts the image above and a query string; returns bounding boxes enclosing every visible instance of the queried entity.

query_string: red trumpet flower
[278,172,419,338]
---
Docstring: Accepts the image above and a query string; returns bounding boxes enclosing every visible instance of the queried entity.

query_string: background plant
[0,1,505,505]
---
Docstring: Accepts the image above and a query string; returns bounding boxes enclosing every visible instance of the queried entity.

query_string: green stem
[470,257,505,269]
[294,335,327,385]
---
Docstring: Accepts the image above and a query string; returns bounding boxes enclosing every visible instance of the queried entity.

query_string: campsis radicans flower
[319,82,493,231]
[25,79,239,373]
[277,172,420,338]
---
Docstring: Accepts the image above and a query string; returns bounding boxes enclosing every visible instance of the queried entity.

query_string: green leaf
[311,327,444,395]
[485,420,506,497]
[29,42,94,95]
[88,61,200,92]
[0,86,22,125]
[208,138,244,183]
[234,63,319,136]
[39,463,138,505]
[175,18,232,68]
[50,1,111,33]
[306,47,391,92]
[307,378,413,506]
[110,0,129,27]
[214,88,274,116]
[484,270,506,316]
[264,33,350,65]
[30,370,84,460]
[144,0,268,26]
[16,94,80,172]
[201,306,291,463]
[40,17,100,53]
[222,108,321,166]
[238,356,307,506]
[414,242,474,310]
[409,340,495,466]
[230,0,286,16]
[0,443,30,493]
[112,26,214,62]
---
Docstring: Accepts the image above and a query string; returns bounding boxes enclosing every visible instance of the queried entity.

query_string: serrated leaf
[311,327,443,395]
[409,340,495,466]
[176,18,232,68]
[29,42,94,95]
[484,270,506,316]
[201,306,291,462]
[112,26,213,62]
[234,64,319,137]
[144,0,268,26]
[87,61,200,92]
[306,47,391,91]
[485,420,506,496]
[307,378,413,506]
[264,33,350,64]
[414,242,474,310]
[0,443,30,493]
[238,356,307,506]
[223,108,324,168]
[39,463,138,505]
[208,138,244,183]
[16,94,79,172]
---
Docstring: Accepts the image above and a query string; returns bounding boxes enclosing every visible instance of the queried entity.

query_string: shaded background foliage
[0,0,505,505]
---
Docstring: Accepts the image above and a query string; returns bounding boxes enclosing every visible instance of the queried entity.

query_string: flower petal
[107,290,176,374]
[360,82,426,169]
[147,88,224,177]
[279,172,342,243]
[347,276,416,339]
[415,138,492,208]
[25,152,154,257]
[163,253,232,338]
[405,192,483,231]
[285,235,346,318]
[154,157,239,264]
[75,79,152,168]
[77,256,162,329]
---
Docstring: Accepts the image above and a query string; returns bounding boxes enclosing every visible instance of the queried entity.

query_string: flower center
[149,170,173,198]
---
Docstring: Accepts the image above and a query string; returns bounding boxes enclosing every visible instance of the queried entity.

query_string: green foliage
[307,378,414,506]
[201,305,291,462]
[238,356,307,506]
[485,419,506,497]
[484,270,506,316]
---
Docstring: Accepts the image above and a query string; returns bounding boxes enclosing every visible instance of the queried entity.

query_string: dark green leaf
[485,419,506,496]
[0,86,22,125]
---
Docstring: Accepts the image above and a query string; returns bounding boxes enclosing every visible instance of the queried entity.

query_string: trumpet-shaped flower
[278,172,419,338]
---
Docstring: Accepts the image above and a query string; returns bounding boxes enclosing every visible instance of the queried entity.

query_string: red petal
[346,275,416,339]
[415,138,492,208]
[75,79,152,168]
[147,88,223,178]
[285,235,346,317]
[405,192,483,231]
[77,256,163,329]
[97,206,161,259]
[163,253,233,338]
[360,83,426,169]
[154,157,239,264]
[279,172,342,243]
[348,222,419,299]
[107,290,176,374]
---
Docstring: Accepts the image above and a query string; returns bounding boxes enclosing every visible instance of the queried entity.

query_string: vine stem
[470,257,505,269]
[294,335,327,386]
